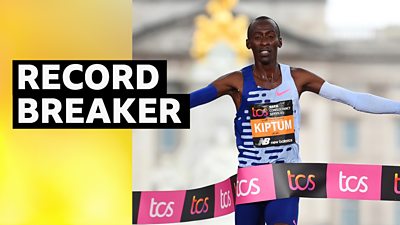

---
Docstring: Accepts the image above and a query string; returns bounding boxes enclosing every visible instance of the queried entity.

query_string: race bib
[250,100,295,147]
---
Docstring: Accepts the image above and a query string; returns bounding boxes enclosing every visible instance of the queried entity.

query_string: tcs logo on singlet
[326,164,381,200]
[252,107,269,118]
[287,170,316,191]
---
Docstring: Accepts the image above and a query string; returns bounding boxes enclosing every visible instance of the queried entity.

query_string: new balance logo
[257,137,270,145]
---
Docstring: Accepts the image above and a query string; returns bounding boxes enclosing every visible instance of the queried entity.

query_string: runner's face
[247,20,282,65]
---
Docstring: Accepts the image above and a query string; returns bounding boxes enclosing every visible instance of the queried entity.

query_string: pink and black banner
[133,163,400,224]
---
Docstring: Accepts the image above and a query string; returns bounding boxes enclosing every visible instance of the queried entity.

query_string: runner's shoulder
[290,66,312,77]
[216,70,243,80]
[213,70,243,87]
[290,67,317,84]
[290,66,325,94]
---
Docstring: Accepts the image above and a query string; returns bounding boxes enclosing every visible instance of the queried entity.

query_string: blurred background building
[132,0,400,224]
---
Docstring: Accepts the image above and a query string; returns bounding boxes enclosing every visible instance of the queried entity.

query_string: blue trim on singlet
[235,65,268,147]
[265,149,284,154]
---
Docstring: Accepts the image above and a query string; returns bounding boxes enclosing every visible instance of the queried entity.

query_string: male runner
[190,16,400,225]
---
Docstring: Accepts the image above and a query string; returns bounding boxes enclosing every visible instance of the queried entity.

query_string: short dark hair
[247,16,281,39]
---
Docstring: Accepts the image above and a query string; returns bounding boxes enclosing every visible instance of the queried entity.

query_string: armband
[190,84,218,108]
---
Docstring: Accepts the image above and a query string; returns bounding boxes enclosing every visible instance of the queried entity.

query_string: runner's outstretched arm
[292,68,400,114]
[319,81,400,114]
[296,68,400,114]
